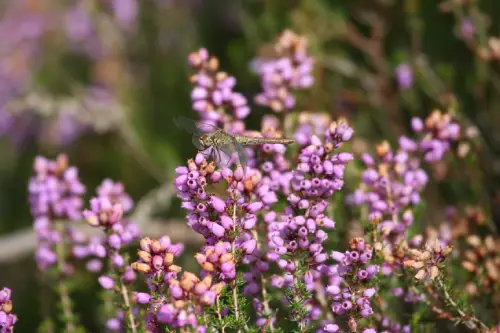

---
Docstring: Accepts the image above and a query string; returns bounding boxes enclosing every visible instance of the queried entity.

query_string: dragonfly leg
[211,148,219,165]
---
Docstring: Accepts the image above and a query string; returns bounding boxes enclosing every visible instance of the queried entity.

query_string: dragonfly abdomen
[236,136,295,145]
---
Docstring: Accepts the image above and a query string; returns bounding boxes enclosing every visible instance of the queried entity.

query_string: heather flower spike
[0,287,17,333]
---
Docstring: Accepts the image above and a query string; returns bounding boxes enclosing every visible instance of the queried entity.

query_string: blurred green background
[2,0,500,331]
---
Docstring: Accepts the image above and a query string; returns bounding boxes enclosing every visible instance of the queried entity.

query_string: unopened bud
[440,246,453,257]
[403,260,415,268]
[139,237,152,252]
[201,275,213,287]
[415,269,427,280]
[412,261,425,269]
[1,300,12,313]
[461,261,476,272]
[202,262,215,272]
[150,240,162,253]
[137,250,152,263]
[168,265,182,273]
[466,235,481,248]
[211,282,225,295]
[174,300,185,309]
[131,262,151,274]
[219,253,234,263]
[163,252,174,267]
[430,266,440,280]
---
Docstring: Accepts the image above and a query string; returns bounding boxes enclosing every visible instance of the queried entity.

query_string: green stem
[251,230,275,332]
[106,242,137,332]
[231,201,243,333]
[436,276,489,331]
[216,296,226,333]
[54,221,76,333]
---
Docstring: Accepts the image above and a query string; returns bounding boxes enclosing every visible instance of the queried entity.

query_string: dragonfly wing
[174,116,221,151]
[196,121,221,134]
[233,141,249,170]
[217,141,249,170]
[213,144,236,169]
[192,134,204,150]
[173,116,203,135]
[173,116,220,134]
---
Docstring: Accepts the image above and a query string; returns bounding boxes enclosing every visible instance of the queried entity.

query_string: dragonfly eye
[199,134,210,148]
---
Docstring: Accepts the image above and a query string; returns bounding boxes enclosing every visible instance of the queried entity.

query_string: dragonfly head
[198,133,213,150]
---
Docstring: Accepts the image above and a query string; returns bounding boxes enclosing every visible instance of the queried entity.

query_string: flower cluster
[156,272,224,330]
[315,238,379,333]
[131,236,222,332]
[28,154,86,271]
[0,287,17,333]
[188,48,250,125]
[131,236,184,278]
[351,141,428,225]
[461,234,500,295]
[29,154,86,221]
[75,179,139,274]
[410,110,461,162]
[252,30,314,112]
[403,239,452,281]
[293,112,333,146]
[176,155,276,244]
[195,241,236,281]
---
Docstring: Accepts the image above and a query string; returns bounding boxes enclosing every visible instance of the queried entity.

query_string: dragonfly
[174,116,295,170]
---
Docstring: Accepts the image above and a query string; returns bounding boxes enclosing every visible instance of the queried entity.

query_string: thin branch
[435,277,489,331]
[343,13,401,128]
[0,219,202,263]
[423,279,490,331]
[119,278,137,333]
[0,182,203,263]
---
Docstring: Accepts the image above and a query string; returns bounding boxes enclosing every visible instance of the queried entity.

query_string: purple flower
[96,179,134,213]
[209,196,226,213]
[133,292,152,304]
[106,318,121,331]
[98,276,115,290]
[324,324,340,332]
[459,17,475,41]
[83,197,123,228]
[0,288,11,304]
[395,64,413,90]
[65,4,93,42]
[110,0,138,27]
